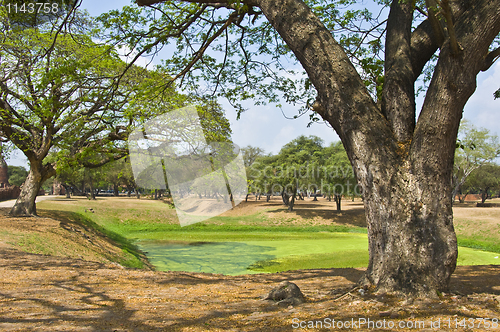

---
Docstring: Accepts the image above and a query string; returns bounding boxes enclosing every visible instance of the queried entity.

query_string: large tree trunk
[9,162,55,216]
[358,163,457,295]
[257,0,500,296]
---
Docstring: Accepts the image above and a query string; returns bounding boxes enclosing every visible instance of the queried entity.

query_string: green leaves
[463,164,500,199]
[247,136,357,198]
[0,11,166,177]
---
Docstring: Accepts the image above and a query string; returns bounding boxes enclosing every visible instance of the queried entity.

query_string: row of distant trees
[459,164,500,203]
[5,122,499,208]
[51,123,499,206]
[242,127,500,210]
[8,125,499,207]
[452,120,500,204]
[243,136,356,211]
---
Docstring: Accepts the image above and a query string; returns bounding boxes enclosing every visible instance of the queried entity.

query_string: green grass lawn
[138,235,500,275]
[38,197,500,274]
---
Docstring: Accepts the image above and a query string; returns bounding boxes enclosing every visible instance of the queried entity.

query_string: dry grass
[217,196,366,227]
[453,203,500,242]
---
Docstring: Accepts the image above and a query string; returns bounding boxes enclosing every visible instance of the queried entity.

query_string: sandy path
[0,195,57,208]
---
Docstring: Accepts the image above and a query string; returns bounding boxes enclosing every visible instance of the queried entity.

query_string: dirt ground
[1,199,500,331]
[217,195,368,228]
[1,244,500,331]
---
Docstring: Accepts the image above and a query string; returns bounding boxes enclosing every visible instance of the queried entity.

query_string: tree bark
[481,189,489,204]
[288,186,297,211]
[381,0,415,142]
[9,161,55,216]
[88,182,96,200]
[62,184,71,198]
[334,194,341,211]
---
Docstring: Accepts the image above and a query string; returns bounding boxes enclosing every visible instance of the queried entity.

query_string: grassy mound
[0,207,151,269]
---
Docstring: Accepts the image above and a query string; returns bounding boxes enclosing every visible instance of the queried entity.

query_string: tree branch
[255,0,397,169]
[169,11,239,84]
[0,97,36,135]
[411,0,500,178]
[425,0,445,47]
[137,0,251,6]
[411,0,470,81]
[481,47,500,71]
[381,0,415,142]
[410,20,439,81]
[441,0,462,55]
[42,0,83,72]
[0,81,36,111]
[81,150,128,169]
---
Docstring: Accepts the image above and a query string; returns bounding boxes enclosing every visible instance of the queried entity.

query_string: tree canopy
[0,8,194,215]
[463,164,500,203]
[248,136,356,210]
[452,120,500,203]
[7,165,27,187]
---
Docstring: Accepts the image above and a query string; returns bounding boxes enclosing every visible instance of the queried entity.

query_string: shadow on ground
[1,247,499,331]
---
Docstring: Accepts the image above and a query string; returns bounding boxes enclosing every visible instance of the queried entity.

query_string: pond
[137,241,277,275]
[136,235,370,275]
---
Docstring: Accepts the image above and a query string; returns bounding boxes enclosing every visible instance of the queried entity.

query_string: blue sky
[6,0,500,166]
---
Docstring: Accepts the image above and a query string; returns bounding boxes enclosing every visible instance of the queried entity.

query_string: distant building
[0,156,21,201]
[0,157,9,188]
[52,179,66,195]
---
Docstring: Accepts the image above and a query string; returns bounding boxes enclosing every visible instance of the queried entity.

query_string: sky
[6,0,500,167]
